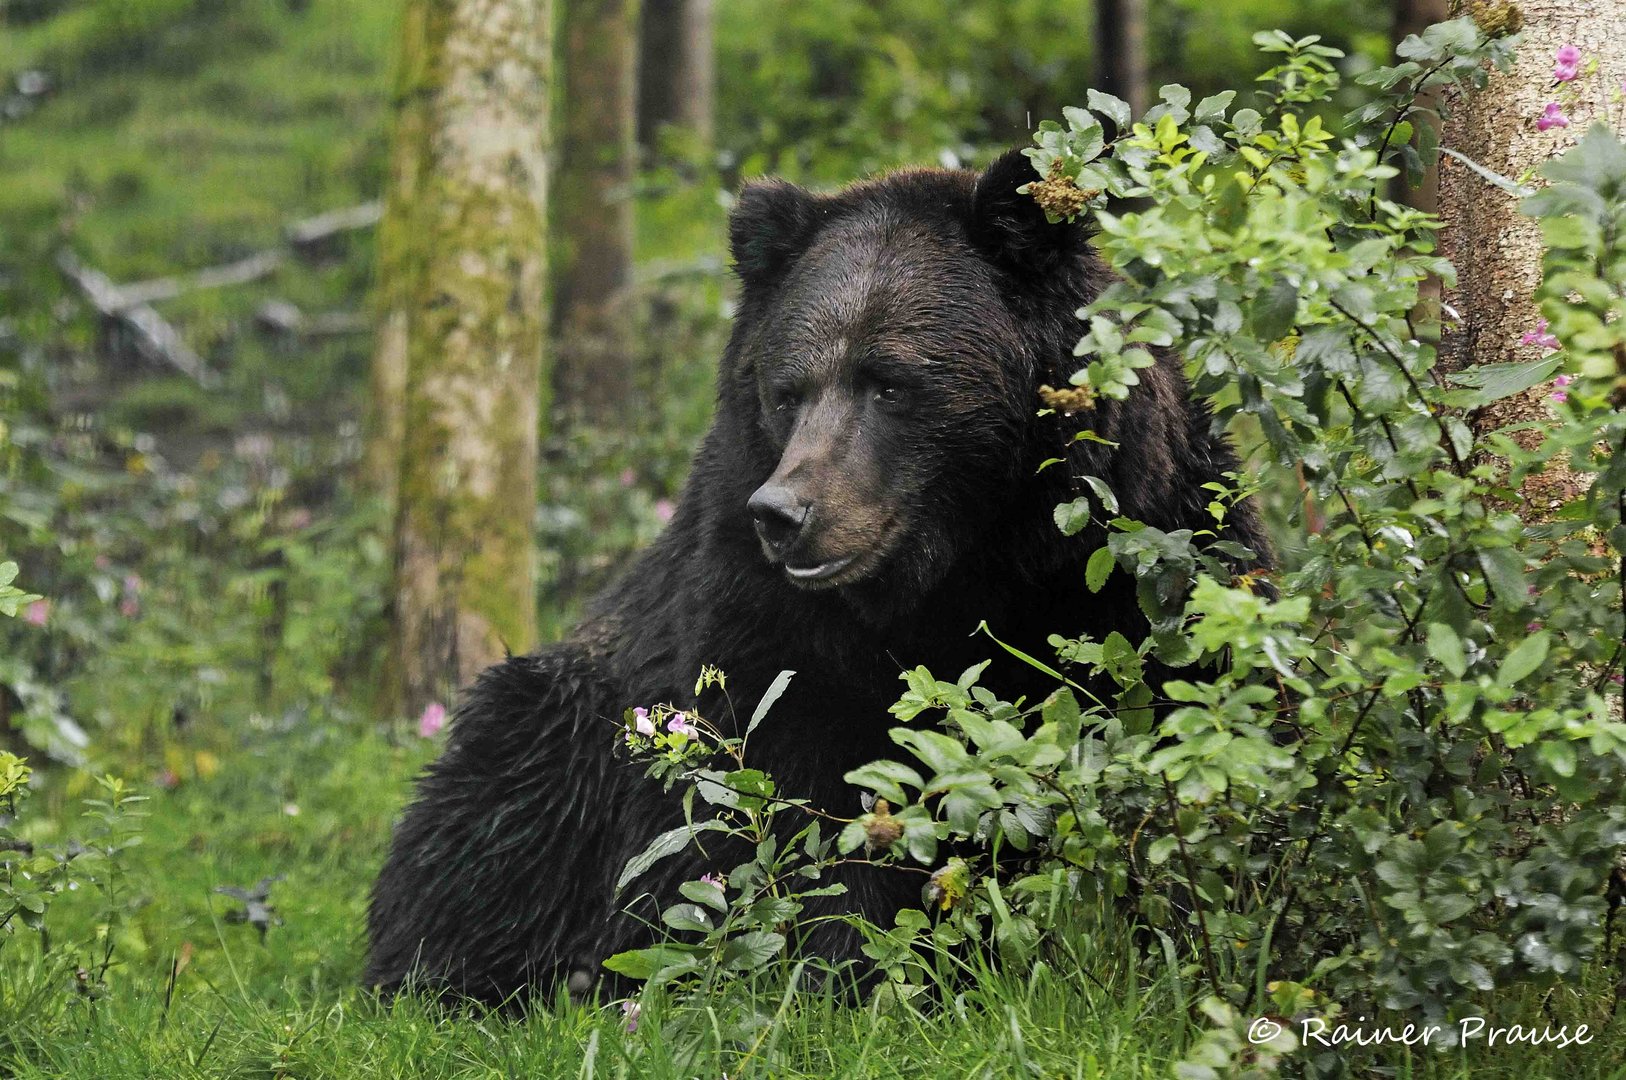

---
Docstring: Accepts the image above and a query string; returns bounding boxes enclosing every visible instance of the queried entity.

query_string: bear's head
[724,149,1102,602]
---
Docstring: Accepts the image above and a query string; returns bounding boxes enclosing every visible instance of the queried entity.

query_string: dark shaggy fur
[365,150,1271,1006]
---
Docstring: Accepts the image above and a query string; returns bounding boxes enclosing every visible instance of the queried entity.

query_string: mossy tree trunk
[364,1,432,516]
[388,0,552,718]
[1438,0,1626,517]
[1095,0,1149,117]
[637,0,714,156]
[552,0,639,425]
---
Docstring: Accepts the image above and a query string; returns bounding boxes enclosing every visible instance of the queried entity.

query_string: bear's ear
[969,148,1090,274]
[729,179,821,289]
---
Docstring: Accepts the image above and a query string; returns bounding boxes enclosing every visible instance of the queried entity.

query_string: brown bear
[365,149,1269,1006]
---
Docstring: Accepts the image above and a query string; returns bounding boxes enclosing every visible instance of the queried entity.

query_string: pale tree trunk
[364,0,432,515]
[1095,0,1149,117]
[1438,0,1626,518]
[1394,0,1450,214]
[637,0,714,155]
[552,0,639,425]
[389,0,551,718]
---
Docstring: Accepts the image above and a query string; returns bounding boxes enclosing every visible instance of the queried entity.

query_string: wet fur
[365,150,1271,1006]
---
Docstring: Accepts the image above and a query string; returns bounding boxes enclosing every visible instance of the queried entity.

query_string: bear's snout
[748,483,809,555]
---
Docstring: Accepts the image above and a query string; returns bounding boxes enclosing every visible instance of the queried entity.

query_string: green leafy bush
[613,20,1626,1074]
[1,753,147,1014]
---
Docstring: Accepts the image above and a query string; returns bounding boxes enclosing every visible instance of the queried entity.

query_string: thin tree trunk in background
[1393,0,1449,213]
[389,0,551,718]
[1438,0,1625,517]
[1094,0,1149,117]
[553,0,640,425]
[364,0,431,515]
[637,0,714,155]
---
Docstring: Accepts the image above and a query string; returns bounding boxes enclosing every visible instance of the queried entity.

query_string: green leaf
[747,670,795,736]
[1082,475,1119,515]
[1194,91,1235,123]
[1496,632,1549,688]
[1444,355,1563,409]
[615,820,730,895]
[1086,546,1115,593]
[1538,739,1577,779]
[956,659,992,689]
[1086,89,1131,129]
[602,944,699,981]
[1426,623,1468,679]
[1148,835,1179,864]
[721,930,785,971]
[1249,278,1299,341]
[1054,498,1091,536]
[679,879,728,912]
[844,760,924,805]
[661,903,713,933]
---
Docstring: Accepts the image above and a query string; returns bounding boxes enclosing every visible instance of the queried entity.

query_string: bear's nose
[748,484,810,555]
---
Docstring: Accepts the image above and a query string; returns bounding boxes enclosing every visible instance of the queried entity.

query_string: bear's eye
[871,384,908,410]
[770,388,803,414]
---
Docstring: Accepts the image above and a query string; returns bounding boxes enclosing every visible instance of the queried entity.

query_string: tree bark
[552,0,640,425]
[637,0,714,155]
[364,1,432,515]
[1438,0,1626,518]
[1393,0,1450,213]
[1095,0,1149,118]
[388,0,551,717]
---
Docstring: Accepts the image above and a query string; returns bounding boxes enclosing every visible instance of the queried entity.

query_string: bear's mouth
[777,518,904,590]
[783,554,856,583]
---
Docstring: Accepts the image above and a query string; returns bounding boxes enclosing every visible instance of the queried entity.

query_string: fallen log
[253,299,369,340]
[286,201,382,257]
[56,251,218,388]
[118,249,286,308]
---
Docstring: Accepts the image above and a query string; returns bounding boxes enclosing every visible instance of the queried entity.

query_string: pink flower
[119,573,142,618]
[699,872,726,890]
[1526,621,1542,632]
[619,467,637,488]
[1520,319,1560,351]
[654,498,676,524]
[1551,373,1574,403]
[94,554,111,570]
[1537,102,1570,131]
[632,706,655,736]
[23,598,48,627]
[1553,44,1582,82]
[666,712,697,738]
[620,1000,640,1033]
[418,701,448,738]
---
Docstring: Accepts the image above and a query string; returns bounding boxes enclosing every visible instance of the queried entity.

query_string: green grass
[2,719,1197,1078]
[4,719,1624,1078]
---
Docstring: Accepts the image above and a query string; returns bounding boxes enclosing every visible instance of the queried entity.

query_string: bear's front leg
[365,647,649,1007]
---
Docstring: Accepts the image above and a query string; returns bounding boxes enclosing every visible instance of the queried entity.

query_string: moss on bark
[387,0,552,716]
